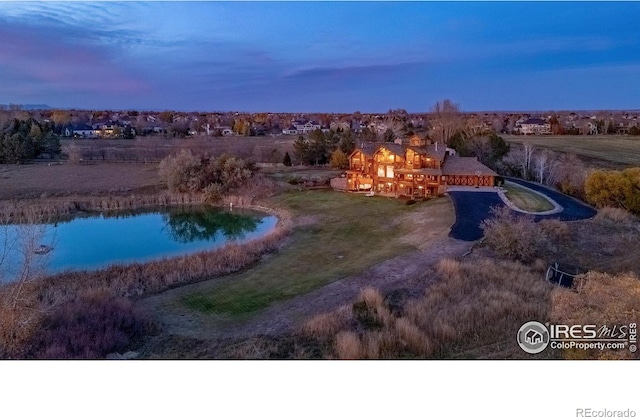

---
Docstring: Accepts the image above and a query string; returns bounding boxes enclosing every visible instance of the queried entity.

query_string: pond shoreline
[1,193,293,309]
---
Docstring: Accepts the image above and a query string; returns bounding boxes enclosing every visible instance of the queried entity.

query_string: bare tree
[429,99,463,144]
[0,210,52,310]
[522,142,535,180]
[534,149,551,184]
[0,210,54,358]
[502,142,536,180]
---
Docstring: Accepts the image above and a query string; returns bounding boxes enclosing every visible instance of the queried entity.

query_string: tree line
[292,129,356,168]
[0,118,61,163]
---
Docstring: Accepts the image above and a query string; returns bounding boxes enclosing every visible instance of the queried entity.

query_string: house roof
[442,156,497,176]
[376,143,405,157]
[407,146,428,155]
[521,118,549,126]
[359,143,378,156]
[349,143,377,158]
[424,143,447,161]
[71,124,93,131]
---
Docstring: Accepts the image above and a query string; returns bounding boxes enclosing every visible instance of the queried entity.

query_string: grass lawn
[502,135,640,169]
[181,190,452,317]
[502,183,554,212]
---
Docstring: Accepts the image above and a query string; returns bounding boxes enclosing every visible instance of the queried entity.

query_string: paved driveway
[448,180,597,241]
[507,178,597,220]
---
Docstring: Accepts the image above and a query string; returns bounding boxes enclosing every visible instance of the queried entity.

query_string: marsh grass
[302,257,555,359]
[30,289,157,359]
[551,270,640,359]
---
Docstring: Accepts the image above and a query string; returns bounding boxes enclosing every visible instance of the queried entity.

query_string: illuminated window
[386,166,394,178]
[378,165,385,178]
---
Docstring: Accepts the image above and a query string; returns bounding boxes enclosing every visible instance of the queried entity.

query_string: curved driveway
[448,179,597,241]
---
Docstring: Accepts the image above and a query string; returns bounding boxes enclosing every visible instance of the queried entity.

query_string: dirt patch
[398,198,456,250]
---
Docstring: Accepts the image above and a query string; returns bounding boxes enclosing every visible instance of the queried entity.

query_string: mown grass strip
[181,190,426,317]
[502,183,554,212]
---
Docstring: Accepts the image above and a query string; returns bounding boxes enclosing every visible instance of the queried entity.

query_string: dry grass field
[502,134,640,169]
[63,135,298,163]
[0,163,163,200]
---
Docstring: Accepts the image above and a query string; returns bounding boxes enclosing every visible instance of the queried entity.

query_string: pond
[0,206,277,282]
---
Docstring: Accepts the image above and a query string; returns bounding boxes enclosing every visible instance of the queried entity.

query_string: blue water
[0,207,277,281]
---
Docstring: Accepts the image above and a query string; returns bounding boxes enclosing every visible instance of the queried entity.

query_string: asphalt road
[448,179,597,241]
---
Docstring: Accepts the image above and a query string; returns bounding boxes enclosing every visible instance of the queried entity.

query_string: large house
[282,120,324,135]
[517,118,551,135]
[345,136,497,198]
[64,124,100,138]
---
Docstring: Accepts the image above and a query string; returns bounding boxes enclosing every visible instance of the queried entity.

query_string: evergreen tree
[283,151,292,166]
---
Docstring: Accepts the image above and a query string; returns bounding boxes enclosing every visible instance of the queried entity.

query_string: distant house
[295,120,321,133]
[572,118,598,135]
[517,118,551,135]
[282,120,322,135]
[64,124,99,138]
[282,125,299,135]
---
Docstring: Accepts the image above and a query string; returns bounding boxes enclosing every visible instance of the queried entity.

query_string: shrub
[203,183,224,204]
[481,206,542,263]
[329,149,348,169]
[352,287,393,330]
[585,168,640,215]
[595,207,638,227]
[158,151,256,197]
[0,301,42,359]
[481,206,570,263]
[301,305,352,341]
[30,289,155,359]
[158,149,202,192]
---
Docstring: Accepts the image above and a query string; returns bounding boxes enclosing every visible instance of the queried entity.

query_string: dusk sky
[1,1,639,113]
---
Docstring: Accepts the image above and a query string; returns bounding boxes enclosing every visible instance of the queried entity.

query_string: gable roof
[520,118,549,126]
[376,143,405,157]
[71,124,93,131]
[442,156,497,176]
[359,143,378,156]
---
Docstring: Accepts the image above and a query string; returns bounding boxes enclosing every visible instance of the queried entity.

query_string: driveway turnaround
[448,180,597,241]
[506,178,597,221]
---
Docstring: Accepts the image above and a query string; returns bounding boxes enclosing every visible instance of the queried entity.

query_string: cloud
[0,24,147,94]
[282,61,427,82]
